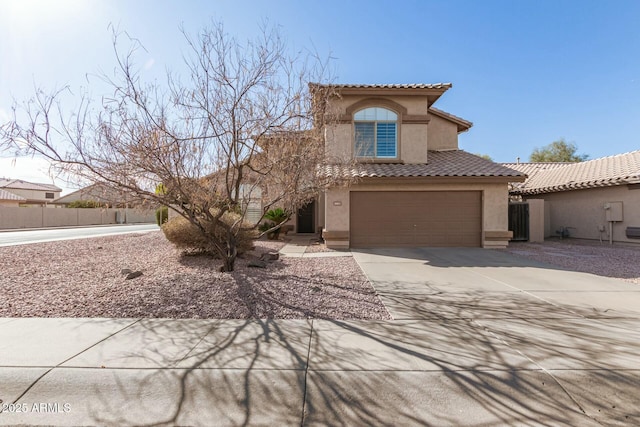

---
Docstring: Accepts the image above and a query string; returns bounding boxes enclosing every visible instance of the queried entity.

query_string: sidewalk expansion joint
[472,318,606,426]
[300,319,314,426]
[7,318,142,406]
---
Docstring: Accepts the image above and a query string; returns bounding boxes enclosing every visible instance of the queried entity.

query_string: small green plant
[67,200,105,208]
[264,207,289,224]
[259,221,278,240]
[259,222,273,233]
[156,206,169,225]
[261,208,290,239]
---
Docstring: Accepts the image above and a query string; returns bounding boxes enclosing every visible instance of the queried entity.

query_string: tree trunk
[220,233,238,272]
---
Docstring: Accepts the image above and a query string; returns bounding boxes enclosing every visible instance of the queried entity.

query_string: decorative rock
[260,251,280,262]
[248,260,268,268]
[125,271,143,280]
[120,269,133,275]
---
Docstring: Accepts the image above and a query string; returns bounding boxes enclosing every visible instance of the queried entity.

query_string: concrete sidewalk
[279,234,352,258]
[1,247,639,426]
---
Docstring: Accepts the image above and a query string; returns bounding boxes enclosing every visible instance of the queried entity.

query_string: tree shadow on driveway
[3,292,637,426]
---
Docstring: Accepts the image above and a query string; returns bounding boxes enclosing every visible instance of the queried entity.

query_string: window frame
[353,107,399,160]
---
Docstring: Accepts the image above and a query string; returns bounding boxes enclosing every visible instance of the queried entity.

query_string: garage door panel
[350,191,482,248]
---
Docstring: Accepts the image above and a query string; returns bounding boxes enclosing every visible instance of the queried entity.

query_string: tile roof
[500,162,572,177]
[325,150,526,179]
[0,188,26,201]
[500,162,571,190]
[510,150,640,195]
[428,107,473,132]
[314,83,453,90]
[0,178,62,192]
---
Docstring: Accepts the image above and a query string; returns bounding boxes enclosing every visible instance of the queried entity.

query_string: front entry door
[297,200,315,233]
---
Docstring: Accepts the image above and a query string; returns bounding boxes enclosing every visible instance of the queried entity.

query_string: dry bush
[162,212,257,257]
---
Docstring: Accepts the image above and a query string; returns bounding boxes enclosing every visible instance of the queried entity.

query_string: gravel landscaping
[0,231,391,319]
[502,238,640,284]
[303,241,346,254]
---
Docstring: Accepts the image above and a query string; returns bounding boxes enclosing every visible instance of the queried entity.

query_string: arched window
[354,107,398,158]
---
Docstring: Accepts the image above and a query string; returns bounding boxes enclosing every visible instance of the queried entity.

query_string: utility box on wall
[604,201,623,222]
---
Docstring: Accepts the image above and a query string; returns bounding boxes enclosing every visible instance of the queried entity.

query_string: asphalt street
[0,224,159,247]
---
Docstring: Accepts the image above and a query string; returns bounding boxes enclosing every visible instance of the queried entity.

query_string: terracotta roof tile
[325,150,525,179]
[510,150,640,195]
[500,162,572,190]
[0,188,26,201]
[316,83,452,90]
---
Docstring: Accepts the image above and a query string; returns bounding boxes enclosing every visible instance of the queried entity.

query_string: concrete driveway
[350,247,640,426]
[0,248,638,426]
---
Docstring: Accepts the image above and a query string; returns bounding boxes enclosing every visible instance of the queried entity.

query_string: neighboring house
[501,161,571,199]
[54,183,133,208]
[0,188,27,207]
[309,83,525,249]
[0,179,62,206]
[506,151,640,243]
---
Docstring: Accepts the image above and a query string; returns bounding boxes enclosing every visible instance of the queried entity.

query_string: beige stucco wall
[532,185,640,243]
[3,188,60,202]
[317,192,325,231]
[0,207,152,229]
[527,199,545,243]
[325,124,354,160]
[0,200,21,207]
[323,181,511,247]
[400,123,428,163]
[325,94,458,164]
[329,95,429,117]
[427,115,459,151]
[324,187,350,231]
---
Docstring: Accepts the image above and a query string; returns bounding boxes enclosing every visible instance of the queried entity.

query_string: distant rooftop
[507,150,640,195]
[0,178,62,192]
[0,188,27,201]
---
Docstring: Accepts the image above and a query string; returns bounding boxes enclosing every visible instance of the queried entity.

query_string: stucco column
[323,187,350,248]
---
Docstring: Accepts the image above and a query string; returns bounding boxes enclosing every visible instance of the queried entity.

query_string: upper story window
[354,107,398,159]
[45,192,55,199]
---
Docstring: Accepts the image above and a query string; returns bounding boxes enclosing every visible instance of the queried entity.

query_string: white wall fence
[0,207,155,230]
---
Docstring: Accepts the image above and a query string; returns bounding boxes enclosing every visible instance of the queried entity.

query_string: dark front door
[297,200,315,233]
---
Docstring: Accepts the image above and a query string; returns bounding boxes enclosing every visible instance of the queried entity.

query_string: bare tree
[0,22,350,271]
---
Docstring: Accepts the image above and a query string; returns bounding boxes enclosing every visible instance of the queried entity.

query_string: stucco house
[506,150,640,243]
[0,188,27,207]
[0,179,62,207]
[300,83,525,249]
[53,182,145,208]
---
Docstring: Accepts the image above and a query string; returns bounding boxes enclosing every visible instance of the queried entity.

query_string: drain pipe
[609,221,613,245]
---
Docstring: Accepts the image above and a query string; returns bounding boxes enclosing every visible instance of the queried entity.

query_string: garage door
[350,191,482,247]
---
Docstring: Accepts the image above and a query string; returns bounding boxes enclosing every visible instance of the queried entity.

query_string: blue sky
[1,0,639,192]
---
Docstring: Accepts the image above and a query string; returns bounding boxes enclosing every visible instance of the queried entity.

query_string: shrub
[155,206,169,225]
[264,207,289,224]
[261,208,290,239]
[161,211,257,256]
[259,221,279,240]
[67,200,105,208]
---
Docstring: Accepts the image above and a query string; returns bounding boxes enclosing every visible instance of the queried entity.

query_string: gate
[508,203,529,241]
